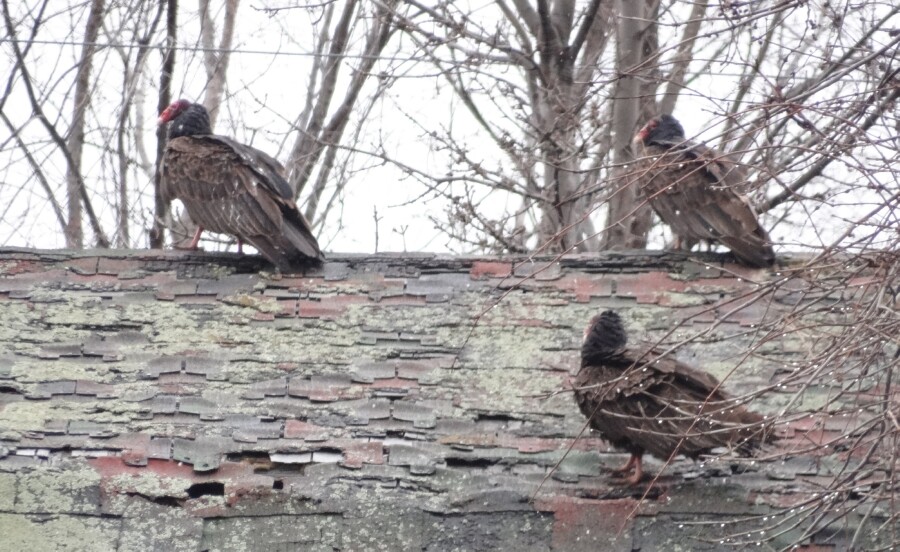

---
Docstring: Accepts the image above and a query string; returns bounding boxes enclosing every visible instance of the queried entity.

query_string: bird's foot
[608,454,644,486]
[609,454,638,475]
[673,236,698,251]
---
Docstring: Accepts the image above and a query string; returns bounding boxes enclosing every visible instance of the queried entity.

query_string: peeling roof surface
[0,248,888,550]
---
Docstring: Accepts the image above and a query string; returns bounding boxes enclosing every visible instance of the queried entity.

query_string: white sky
[1,1,897,255]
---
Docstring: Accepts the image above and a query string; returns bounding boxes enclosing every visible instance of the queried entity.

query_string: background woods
[2,0,897,256]
[0,0,898,548]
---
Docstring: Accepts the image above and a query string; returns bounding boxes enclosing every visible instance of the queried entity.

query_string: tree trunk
[151,0,178,249]
[200,0,239,128]
[301,0,397,223]
[600,0,655,250]
[286,0,359,198]
[65,0,105,248]
[113,2,166,248]
[531,0,603,253]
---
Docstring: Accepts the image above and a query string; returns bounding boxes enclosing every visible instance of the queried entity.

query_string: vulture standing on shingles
[633,114,775,268]
[573,310,768,485]
[158,99,324,270]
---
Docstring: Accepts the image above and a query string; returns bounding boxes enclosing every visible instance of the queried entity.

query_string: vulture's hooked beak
[158,104,176,127]
[633,127,648,145]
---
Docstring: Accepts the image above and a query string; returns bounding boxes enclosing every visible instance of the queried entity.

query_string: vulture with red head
[633,114,775,267]
[158,100,323,270]
[573,311,768,485]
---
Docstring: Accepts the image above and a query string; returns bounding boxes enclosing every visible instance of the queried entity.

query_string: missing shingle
[445,457,501,469]
[125,492,183,508]
[150,495,182,507]
[187,481,225,498]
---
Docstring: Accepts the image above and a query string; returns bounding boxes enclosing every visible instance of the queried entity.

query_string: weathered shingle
[0,248,890,550]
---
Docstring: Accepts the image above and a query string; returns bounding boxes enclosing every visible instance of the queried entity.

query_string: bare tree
[199,0,238,127]
[64,0,106,248]
[107,1,167,247]
[2,0,110,248]
[283,0,399,228]
[2,0,895,257]
[600,0,658,250]
[385,0,616,252]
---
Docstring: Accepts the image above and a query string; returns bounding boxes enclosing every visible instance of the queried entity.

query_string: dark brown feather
[574,311,767,464]
[633,115,775,267]
[159,101,323,270]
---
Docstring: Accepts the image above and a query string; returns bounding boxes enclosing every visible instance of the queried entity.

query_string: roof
[0,247,890,550]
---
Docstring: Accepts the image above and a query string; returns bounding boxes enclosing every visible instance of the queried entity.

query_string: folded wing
[162,135,323,269]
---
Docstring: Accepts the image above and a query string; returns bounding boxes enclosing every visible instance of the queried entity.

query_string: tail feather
[245,208,323,272]
[720,227,775,268]
[282,215,323,261]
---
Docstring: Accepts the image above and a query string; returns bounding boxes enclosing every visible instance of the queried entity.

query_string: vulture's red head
[158,100,211,138]
[635,114,685,146]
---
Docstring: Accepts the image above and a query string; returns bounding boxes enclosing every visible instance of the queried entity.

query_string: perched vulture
[573,311,768,485]
[158,100,323,270]
[633,114,775,268]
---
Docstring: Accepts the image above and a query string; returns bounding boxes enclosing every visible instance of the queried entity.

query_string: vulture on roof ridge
[158,99,323,271]
[574,310,770,485]
[633,114,775,268]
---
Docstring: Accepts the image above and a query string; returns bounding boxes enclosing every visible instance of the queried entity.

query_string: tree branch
[658,0,707,115]
[2,0,109,248]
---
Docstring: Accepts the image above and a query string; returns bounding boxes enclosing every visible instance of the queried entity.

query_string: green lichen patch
[454,325,574,370]
[14,459,102,514]
[0,398,139,433]
[118,501,203,552]
[10,357,122,384]
[0,513,120,552]
[0,471,15,510]
[0,302,42,342]
[121,301,200,336]
[451,367,567,414]
[200,513,344,550]
[39,294,122,328]
[343,301,468,334]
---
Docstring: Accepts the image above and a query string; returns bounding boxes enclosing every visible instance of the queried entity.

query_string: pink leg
[611,454,638,475]
[623,455,643,486]
[610,453,644,486]
[187,227,204,250]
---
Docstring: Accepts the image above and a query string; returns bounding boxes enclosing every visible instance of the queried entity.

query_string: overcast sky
[1,1,897,255]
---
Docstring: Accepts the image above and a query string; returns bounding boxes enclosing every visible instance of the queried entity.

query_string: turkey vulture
[573,310,768,485]
[633,114,775,267]
[158,100,323,270]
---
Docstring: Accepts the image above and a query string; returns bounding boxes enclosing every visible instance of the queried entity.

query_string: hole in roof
[187,481,225,499]
[272,479,284,490]
[150,495,182,508]
[226,451,270,463]
[445,457,501,469]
